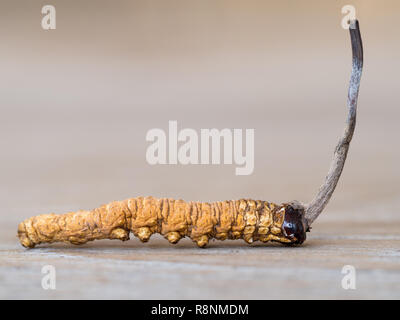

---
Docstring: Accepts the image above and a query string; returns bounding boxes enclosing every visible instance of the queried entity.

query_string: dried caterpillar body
[18,197,307,248]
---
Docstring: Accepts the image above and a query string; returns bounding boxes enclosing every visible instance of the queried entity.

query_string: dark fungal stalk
[305,20,363,227]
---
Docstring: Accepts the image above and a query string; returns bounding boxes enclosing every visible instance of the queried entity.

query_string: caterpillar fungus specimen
[17,20,363,249]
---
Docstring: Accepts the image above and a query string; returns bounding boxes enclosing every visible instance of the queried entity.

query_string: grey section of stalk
[304,20,363,227]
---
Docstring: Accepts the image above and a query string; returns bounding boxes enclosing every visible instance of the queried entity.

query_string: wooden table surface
[1,200,400,299]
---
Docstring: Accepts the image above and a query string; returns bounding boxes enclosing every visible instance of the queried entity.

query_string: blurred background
[0,0,399,299]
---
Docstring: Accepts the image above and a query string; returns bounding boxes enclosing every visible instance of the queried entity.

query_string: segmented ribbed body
[18,196,299,248]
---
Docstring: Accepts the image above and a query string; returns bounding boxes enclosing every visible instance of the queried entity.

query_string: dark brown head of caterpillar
[283,205,307,244]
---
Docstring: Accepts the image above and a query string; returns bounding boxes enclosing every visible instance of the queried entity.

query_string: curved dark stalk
[305,20,363,227]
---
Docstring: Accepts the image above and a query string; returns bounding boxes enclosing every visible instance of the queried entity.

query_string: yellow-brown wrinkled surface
[17,197,294,248]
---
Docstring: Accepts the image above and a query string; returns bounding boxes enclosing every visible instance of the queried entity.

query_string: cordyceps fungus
[17,20,363,248]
